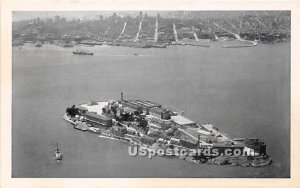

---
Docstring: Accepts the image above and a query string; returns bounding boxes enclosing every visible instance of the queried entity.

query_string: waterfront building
[148,107,164,117]
[148,107,173,120]
[242,139,267,155]
[171,115,197,127]
[126,127,137,135]
[148,128,163,137]
[141,135,157,145]
[156,138,169,145]
[118,126,127,133]
[180,135,198,148]
[120,100,140,112]
[120,99,174,120]
[212,143,244,155]
[147,128,170,140]
[135,100,162,108]
[170,137,180,144]
[147,116,173,128]
[111,126,125,137]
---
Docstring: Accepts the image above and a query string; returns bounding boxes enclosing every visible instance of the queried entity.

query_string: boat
[34,41,42,47]
[54,144,63,161]
[72,48,93,55]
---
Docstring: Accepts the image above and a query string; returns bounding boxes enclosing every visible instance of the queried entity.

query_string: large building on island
[120,99,175,120]
[84,111,112,127]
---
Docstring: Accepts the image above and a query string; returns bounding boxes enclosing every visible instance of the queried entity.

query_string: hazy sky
[13,11,155,21]
[12,11,289,22]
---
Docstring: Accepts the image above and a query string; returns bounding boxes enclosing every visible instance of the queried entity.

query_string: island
[63,92,272,167]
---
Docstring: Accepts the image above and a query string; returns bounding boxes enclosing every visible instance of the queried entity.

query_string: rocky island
[64,93,272,167]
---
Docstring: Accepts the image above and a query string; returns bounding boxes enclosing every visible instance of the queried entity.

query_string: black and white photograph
[8,9,291,179]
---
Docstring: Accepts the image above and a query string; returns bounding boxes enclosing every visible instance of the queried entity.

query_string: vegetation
[66,105,80,117]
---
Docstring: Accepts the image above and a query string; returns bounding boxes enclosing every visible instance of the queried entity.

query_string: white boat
[54,144,63,161]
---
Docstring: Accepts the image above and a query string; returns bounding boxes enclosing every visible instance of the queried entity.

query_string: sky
[12,11,289,22]
[13,11,155,21]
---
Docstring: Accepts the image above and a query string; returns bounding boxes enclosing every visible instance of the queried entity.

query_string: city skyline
[13,10,290,22]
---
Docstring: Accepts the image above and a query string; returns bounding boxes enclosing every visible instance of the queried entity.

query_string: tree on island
[134,106,143,116]
[120,112,134,121]
[66,105,79,117]
[138,118,148,128]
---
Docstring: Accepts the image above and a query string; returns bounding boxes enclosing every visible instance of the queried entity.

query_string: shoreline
[13,38,289,49]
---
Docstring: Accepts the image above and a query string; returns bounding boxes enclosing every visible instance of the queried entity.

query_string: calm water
[12,42,290,178]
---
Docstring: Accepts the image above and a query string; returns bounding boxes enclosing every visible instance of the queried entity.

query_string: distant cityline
[13,11,290,22]
[12,11,290,47]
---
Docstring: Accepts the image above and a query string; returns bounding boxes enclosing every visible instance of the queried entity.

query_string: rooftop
[81,101,108,115]
[180,135,198,144]
[171,115,195,126]
[85,111,111,121]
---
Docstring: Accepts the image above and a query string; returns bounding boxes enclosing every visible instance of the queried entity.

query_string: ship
[72,48,93,55]
[34,41,42,47]
[63,93,271,167]
[54,143,63,161]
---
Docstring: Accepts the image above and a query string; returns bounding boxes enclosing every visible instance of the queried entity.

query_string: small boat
[34,41,42,47]
[54,144,63,161]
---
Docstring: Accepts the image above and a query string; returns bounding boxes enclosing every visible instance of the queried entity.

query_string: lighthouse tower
[121,92,124,101]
